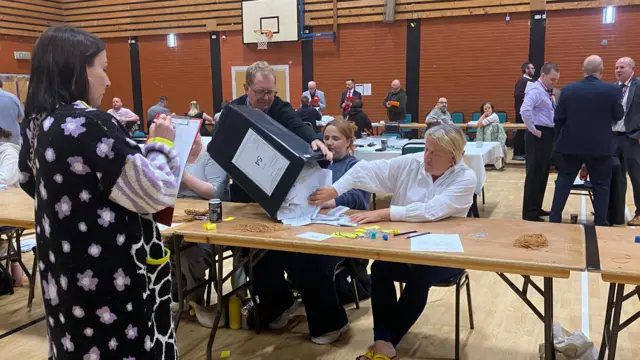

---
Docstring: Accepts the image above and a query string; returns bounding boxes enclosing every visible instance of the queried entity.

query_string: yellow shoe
[628,215,640,226]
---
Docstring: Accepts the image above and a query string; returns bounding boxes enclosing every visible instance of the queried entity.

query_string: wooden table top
[0,187,206,237]
[595,226,640,285]
[174,203,586,278]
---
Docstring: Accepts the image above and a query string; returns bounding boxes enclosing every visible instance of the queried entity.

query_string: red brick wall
[420,13,530,123]
[0,35,35,74]
[546,7,640,87]
[219,31,302,108]
[101,38,133,112]
[313,23,407,121]
[139,33,213,128]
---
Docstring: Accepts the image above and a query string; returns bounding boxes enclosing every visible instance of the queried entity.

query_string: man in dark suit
[513,62,535,160]
[209,61,330,203]
[550,55,624,226]
[612,57,640,225]
[297,95,322,134]
[340,78,362,116]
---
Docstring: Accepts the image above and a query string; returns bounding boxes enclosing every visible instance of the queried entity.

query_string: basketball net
[254,30,273,50]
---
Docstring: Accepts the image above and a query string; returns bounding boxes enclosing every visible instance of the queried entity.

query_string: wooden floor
[2,152,640,360]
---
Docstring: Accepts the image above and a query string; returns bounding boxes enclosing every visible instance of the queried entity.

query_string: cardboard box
[208,104,325,218]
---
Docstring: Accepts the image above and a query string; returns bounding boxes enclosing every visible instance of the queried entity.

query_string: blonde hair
[187,101,200,117]
[246,61,276,87]
[425,124,467,163]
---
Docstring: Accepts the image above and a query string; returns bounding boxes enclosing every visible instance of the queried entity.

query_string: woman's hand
[312,139,333,162]
[149,114,175,141]
[320,199,336,209]
[349,209,391,224]
[309,187,338,206]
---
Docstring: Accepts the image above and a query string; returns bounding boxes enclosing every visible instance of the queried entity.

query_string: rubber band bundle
[513,233,548,250]
[233,223,288,233]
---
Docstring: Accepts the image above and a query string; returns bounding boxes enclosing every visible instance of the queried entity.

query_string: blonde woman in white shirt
[310,124,476,360]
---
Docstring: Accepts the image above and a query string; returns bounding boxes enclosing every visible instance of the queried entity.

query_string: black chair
[397,271,474,360]
[333,259,361,309]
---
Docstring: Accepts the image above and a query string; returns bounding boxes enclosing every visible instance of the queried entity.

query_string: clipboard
[153,116,202,226]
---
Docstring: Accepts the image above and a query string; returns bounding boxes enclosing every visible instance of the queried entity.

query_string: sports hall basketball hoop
[254,30,274,50]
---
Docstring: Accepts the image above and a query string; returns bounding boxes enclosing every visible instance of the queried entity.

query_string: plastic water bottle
[228,295,242,330]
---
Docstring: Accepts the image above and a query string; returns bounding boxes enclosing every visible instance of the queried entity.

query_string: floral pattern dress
[18,101,178,360]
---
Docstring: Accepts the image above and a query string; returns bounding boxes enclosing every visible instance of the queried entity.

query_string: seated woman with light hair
[309,124,476,360]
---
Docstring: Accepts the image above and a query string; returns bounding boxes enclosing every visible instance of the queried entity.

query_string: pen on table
[406,232,431,239]
[394,230,416,237]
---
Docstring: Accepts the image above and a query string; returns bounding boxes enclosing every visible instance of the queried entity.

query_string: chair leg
[482,188,486,205]
[352,278,360,310]
[455,281,461,360]
[465,275,474,329]
[28,246,37,309]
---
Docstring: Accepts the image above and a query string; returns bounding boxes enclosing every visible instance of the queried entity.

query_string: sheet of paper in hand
[278,162,332,226]
[153,116,202,226]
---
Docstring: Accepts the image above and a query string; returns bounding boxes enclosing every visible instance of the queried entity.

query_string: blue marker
[382,234,388,241]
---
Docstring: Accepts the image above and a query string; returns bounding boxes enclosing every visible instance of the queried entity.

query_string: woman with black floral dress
[19,25,180,359]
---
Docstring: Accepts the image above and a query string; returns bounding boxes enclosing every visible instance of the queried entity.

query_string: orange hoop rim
[254,29,274,39]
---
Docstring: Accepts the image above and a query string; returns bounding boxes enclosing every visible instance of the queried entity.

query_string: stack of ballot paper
[277,163,357,227]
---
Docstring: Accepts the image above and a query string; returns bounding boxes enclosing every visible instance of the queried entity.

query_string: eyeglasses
[251,87,277,98]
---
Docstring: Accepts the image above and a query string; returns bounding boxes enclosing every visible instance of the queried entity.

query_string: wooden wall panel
[138,32,213,127]
[101,38,134,112]
[419,12,530,123]
[219,31,303,108]
[0,35,35,74]
[313,22,406,121]
[546,6,640,87]
[0,0,62,37]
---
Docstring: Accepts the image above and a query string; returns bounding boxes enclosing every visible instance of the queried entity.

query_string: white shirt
[613,78,632,132]
[0,142,20,187]
[481,113,499,126]
[332,152,477,222]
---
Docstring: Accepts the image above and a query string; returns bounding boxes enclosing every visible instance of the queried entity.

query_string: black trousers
[608,156,625,225]
[523,126,555,220]
[613,133,640,217]
[513,114,525,156]
[251,251,348,337]
[550,154,612,226]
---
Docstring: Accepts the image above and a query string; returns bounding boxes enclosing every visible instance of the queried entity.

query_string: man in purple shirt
[107,97,139,133]
[520,62,560,222]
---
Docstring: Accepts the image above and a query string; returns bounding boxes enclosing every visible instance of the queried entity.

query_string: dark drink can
[209,199,222,223]
[570,214,578,224]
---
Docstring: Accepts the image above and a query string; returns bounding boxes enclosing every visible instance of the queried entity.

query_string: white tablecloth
[353,138,408,161]
[463,142,504,195]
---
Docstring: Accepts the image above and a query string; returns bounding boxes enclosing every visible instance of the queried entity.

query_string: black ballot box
[207,104,325,218]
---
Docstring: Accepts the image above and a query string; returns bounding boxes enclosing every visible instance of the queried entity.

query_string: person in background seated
[0,79,24,146]
[173,133,232,307]
[186,101,215,136]
[320,119,370,210]
[309,125,476,360]
[147,95,171,124]
[0,126,19,187]
[346,99,372,139]
[426,97,453,127]
[296,95,321,134]
[107,97,139,134]
[213,100,229,123]
[474,101,507,169]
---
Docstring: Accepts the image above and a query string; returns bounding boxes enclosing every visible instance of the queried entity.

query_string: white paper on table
[327,206,350,217]
[231,128,290,196]
[410,234,464,252]
[297,232,333,241]
[466,121,478,127]
[157,222,183,232]
[363,84,372,96]
[277,162,332,226]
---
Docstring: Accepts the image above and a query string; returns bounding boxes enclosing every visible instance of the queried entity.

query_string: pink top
[107,107,136,121]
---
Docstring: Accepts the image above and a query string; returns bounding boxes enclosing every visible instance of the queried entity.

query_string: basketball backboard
[242,0,299,44]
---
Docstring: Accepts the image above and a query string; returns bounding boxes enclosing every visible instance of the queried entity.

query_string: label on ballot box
[231,129,290,196]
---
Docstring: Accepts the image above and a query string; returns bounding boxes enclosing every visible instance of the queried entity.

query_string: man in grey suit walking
[612,57,640,225]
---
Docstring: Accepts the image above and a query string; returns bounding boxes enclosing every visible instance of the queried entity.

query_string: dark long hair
[480,101,494,113]
[25,25,106,119]
[24,25,105,173]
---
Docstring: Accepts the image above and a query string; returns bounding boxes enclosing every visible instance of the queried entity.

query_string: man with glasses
[426,97,452,126]
[221,61,331,203]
